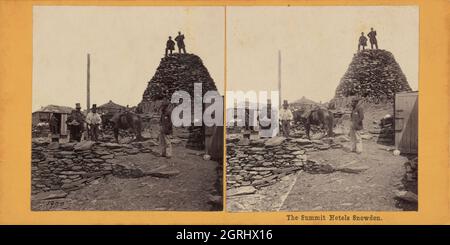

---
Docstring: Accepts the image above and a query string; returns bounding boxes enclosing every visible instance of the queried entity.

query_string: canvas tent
[395,92,418,154]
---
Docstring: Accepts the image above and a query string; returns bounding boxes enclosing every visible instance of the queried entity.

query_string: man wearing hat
[358,32,368,51]
[174,31,186,54]
[350,97,364,153]
[159,99,173,158]
[279,100,293,138]
[49,113,59,135]
[165,36,175,57]
[367,27,378,50]
[66,103,85,142]
[86,104,102,141]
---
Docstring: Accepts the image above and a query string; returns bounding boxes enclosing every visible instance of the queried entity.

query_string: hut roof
[292,96,317,105]
[98,100,126,110]
[34,105,73,114]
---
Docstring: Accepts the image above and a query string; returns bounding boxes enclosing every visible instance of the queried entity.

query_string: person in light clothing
[350,97,364,153]
[86,104,102,141]
[279,100,293,138]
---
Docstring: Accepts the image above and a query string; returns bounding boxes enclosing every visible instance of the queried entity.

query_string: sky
[227,6,419,104]
[32,6,225,111]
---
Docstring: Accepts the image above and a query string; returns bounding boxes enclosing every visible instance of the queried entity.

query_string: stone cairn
[31,139,158,195]
[138,53,219,150]
[334,49,412,104]
[226,136,346,190]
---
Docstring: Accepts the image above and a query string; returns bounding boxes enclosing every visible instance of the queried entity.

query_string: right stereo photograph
[225,6,419,212]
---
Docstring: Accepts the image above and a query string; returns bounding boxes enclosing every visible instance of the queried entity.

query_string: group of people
[60,100,174,159]
[165,31,187,56]
[358,27,378,51]
[65,103,103,142]
[278,97,364,154]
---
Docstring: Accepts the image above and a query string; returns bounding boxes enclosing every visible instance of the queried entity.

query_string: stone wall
[31,140,157,194]
[226,136,347,190]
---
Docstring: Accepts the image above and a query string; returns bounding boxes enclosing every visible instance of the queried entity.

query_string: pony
[305,108,334,140]
[110,111,144,143]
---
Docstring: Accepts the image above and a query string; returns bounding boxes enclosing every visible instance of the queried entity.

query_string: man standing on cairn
[175,31,186,54]
[358,32,368,51]
[165,36,175,56]
[368,27,378,50]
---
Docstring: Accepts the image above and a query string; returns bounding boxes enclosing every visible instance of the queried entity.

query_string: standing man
[358,32,368,51]
[49,113,59,135]
[174,31,186,54]
[86,104,102,141]
[159,99,173,158]
[279,100,293,138]
[66,103,85,142]
[367,27,378,50]
[350,97,364,154]
[165,36,175,56]
[49,113,59,142]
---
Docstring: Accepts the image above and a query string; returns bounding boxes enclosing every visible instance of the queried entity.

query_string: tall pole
[87,53,90,112]
[277,50,282,137]
[278,50,281,108]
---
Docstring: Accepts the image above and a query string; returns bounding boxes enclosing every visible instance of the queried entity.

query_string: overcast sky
[227,6,418,104]
[33,6,224,111]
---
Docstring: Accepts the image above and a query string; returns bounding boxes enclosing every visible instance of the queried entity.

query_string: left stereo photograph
[31,6,225,211]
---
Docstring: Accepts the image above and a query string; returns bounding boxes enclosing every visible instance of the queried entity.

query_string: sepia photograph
[0,0,450,231]
[225,6,419,212]
[31,6,224,211]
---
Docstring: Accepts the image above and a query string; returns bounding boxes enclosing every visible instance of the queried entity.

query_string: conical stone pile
[334,50,412,103]
[138,53,219,150]
[140,53,218,103]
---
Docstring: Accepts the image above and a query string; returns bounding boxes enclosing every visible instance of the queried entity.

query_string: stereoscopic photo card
[0,0,448,225]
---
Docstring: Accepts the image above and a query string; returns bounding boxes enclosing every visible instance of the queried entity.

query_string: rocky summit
[334,49,412,103]
[137,53,219,150]
[139,53,218,109]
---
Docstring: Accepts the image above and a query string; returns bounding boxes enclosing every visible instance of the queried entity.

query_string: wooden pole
[87,53,90,112]
[277,50,281,137]
[278,50,281,108]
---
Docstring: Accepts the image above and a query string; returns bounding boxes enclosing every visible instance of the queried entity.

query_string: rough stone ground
[32,145,220,211]
[227,173,299,212]
[281,140,406,211]
[227,139,407,212]
[227,103,411,212]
